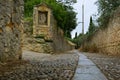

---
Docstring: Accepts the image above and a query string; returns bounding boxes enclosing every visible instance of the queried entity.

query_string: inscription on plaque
[38,11,48,25]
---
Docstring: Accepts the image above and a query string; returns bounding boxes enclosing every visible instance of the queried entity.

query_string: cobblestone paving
[0,51,79,80]
[83,53,120,80]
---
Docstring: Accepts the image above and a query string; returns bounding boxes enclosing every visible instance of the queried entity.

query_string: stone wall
[85,7,120,55]
[0,0,24,61]
[23,3,75,53]
[50,14,75,53]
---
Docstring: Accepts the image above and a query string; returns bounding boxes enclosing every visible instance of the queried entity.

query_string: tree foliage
[57,0,77,5]
[74,32,77,39]
[96,0,120,28]
[88,17,96,33]
[72,0,120,49]
[24,0,77,38]
[72,33,87,48]
[72,16,97,48]
[87,16,96,40]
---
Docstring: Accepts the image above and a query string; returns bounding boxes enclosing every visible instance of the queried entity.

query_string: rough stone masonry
[23,3,75,53]
[0,0,24,62]
[84,7,120,55]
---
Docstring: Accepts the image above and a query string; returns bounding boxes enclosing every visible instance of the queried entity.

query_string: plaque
[38,11,48,25]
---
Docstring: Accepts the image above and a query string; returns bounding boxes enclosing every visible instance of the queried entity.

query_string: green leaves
[57,0,77,5]
[24,0,77,38]
[86,16,97,40]
[88,17,96,34]
[96,0,120,28]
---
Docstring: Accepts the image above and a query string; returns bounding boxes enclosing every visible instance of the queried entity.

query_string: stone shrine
[23,3,75,53]
[33,3,52,40]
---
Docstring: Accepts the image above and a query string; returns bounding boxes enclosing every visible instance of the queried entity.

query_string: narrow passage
[73,52,108,80]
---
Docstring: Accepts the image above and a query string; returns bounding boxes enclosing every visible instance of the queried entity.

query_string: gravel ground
[83,52,120,80]
[0,50,79,80]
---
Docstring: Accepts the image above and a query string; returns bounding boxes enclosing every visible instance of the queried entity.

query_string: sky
[71,0,98,38]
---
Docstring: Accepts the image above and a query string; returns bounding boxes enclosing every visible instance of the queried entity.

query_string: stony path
[73,52,108,80]
[0,50,79,80]
[83,52,120,80]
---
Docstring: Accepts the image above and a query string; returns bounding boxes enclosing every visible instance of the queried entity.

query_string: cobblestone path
[0,50,79,80]
[1,51,118,80]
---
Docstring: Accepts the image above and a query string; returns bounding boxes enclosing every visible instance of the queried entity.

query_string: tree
[57,0,77,5]
[96,0,120,28]
[88,16,96,34]
[86,16,96,40]
[74,32,77,39]
[24,0,77,38]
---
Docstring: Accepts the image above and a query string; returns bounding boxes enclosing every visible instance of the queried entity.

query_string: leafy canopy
[72,16,97,47]
[96,0,120,28]
[24,0,77,38]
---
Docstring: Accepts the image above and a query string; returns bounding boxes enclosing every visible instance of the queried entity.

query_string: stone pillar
[0,0,24,62]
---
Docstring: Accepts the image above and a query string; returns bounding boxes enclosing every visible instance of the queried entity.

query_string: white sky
[71,0,98,38]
